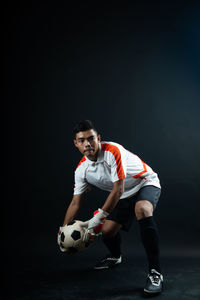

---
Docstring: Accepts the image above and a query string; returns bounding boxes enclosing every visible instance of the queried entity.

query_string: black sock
[103,232,121,258]
[138,216,161,272]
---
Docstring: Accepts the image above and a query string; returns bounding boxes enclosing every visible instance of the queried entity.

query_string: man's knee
[135,200,153,220]
[102,220,121,238]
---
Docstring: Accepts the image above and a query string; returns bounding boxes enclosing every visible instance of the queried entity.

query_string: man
[58,120,163,295]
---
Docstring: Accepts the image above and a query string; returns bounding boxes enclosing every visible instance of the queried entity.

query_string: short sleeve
[73,169,90,195]
[102,143,127,182]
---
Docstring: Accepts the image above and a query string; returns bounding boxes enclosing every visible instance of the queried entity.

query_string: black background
[4,0,200,262]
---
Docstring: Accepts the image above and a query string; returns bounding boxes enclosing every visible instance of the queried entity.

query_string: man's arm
[80,179,125,234]
[62,194,84,226]
[101,179,124,213]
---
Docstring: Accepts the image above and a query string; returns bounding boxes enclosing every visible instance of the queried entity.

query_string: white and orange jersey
[73,141,161,199]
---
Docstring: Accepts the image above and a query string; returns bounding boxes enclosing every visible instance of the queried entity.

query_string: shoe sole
[143,288,162,295]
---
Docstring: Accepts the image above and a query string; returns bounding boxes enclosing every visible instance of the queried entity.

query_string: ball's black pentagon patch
[67,247,78,254]
[68,221,76,226]
[71,230,81,241]
[61,232,65,242]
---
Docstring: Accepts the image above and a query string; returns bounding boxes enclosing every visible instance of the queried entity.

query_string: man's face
[74,129,101,161]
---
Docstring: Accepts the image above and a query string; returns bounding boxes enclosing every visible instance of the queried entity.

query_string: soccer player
[58,120,163,295]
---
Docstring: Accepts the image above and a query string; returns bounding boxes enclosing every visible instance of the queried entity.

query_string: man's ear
[74,139,78,148]
[97,134,101,142]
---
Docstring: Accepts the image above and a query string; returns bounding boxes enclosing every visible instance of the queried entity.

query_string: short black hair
[73,120,98,137]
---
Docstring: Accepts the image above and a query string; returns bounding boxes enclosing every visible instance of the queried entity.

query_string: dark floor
[5,245,200,300]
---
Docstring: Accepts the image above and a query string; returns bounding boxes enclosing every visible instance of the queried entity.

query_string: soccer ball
[59,220,89,254]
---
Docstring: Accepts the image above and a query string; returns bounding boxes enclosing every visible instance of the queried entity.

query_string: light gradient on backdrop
[4,1,200,254]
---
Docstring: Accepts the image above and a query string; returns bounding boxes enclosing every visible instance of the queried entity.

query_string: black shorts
[107,185,161,232]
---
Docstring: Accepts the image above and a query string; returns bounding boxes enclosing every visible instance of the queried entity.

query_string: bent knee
[135,200,153,220]
[102,220,121,238]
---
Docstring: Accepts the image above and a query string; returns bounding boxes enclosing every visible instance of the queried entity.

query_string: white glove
[81,208,109,235]
[57,226,67,252]
[82,228,97,244]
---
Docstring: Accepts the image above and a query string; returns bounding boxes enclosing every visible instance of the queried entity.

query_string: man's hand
[81,208,109,234]
[82,228,97,244]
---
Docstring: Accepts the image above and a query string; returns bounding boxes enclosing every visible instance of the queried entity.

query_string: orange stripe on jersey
[76,156,86,169]
[101,143,125,180]
[133,160,147,178]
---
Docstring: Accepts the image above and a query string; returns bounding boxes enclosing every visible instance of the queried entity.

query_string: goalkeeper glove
[81,208,109,234]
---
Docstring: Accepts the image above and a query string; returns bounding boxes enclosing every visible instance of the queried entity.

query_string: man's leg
[135,200,163,294]
[102,220,122,258]
[135,200,160,272]
[94,220,122,269]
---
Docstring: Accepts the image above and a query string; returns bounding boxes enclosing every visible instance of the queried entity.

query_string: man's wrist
[98,208,109,217]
